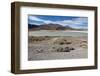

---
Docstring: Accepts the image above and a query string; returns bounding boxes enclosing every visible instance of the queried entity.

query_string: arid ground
[28,32,88,61]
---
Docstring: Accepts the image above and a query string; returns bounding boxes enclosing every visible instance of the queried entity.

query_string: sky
[28,15,88,29]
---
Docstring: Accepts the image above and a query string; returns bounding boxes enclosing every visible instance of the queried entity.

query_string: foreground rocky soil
[28,36,88,60]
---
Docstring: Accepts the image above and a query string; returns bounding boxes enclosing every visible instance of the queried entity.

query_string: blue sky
[28,15,88,29]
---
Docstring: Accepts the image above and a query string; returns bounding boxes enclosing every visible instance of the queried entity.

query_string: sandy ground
[28,36,88,61]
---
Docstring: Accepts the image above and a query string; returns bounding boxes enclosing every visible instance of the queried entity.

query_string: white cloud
[56,17,88,29]
[28,16,44,22]
[29,16,55,24]
[73,17,88,25]
[44,20,54,24]
[29,16,87,29]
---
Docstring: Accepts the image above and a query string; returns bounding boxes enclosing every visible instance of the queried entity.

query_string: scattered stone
[70,47,75,50]
[59,47,63,52]
[65,42,72,44]
[36,49,43,53]
[64,47,70,52]
[52,47,55,49]
[59,42,64,45]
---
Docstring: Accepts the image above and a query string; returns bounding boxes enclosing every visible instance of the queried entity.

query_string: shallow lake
[29,30,87,36]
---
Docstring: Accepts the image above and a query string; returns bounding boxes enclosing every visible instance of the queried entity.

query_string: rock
[65,42,72,44]
[52,47,55,49]
[70,47,75,50]
[36,49,43,53]
[59,48,63,52]
[64,47,70,52]
[59,42,64,45]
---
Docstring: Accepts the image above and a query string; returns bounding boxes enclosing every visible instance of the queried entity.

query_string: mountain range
[28,23,87,31]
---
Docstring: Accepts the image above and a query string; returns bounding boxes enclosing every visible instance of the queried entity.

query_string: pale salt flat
[29,30,87,36]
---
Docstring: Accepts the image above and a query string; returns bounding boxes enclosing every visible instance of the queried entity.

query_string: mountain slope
[28,23,75,30]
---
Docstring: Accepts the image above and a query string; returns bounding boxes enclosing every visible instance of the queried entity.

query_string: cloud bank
[28,15,88,29]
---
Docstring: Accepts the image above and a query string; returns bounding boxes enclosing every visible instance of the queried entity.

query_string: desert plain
[28,30,88,61]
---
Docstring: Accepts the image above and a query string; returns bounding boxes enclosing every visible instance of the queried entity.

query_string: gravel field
[28,36,88,61]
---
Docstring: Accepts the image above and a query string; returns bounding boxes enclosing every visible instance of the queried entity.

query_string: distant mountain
[64,26,74,30]
[28,24,39,29]
[39,23,64,30]
[28,23,86,31]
